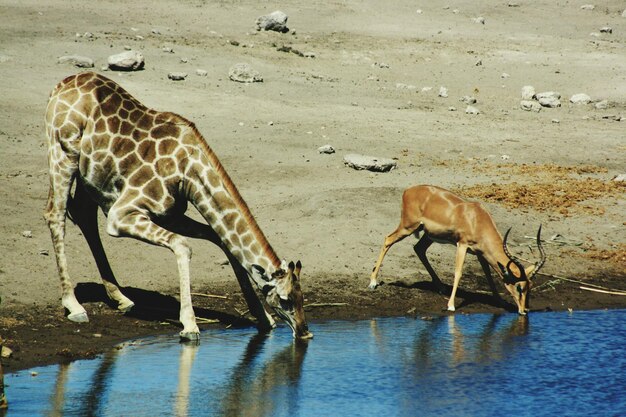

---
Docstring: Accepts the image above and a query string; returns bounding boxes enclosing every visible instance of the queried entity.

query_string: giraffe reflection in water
[219,334,309,417]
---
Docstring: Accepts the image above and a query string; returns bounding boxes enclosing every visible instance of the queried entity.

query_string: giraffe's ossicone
[44,72,312,340]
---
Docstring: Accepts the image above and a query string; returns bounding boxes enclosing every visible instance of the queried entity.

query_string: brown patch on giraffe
[137,114,154,131]
[129,165,154,187]
[143,178,165,202]
[137,140,157,163]
[130,109,143,124]
[132,129,147,141]
[122,99,135,112]
[154,157,176,177]
[111,137,136,158]
[151,123,180,140]
[235,218,247,236]
[120,121,134,136]
[100,95,120,117]
[117,152,140,175]
[107,116,121,134]
[241,233,254,247]
[222,212,238,228]
[95,117,107,133]
[157,139,178,156]
[91,134,110,152]
[119,108,129,120]
[59,88,79,104]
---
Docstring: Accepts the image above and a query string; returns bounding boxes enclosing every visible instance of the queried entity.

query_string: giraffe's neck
[185,130,280,274]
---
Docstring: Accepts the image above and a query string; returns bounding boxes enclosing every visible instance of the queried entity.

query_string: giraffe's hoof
[446,306,456,312]
[368,281,379,290]
[118,301,135,313]
[68,311,89,323]
[179,331,200,342]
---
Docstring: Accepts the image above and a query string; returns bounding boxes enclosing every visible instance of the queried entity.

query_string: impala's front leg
[369,227,414,289]
[447,243,468,312]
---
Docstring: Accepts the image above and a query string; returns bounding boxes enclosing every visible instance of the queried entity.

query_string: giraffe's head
[251,261,313,339]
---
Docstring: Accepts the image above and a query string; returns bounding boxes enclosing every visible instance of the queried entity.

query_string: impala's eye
[516,284,523,295]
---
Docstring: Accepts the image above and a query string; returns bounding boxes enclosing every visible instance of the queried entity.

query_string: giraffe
[44,71,312,341]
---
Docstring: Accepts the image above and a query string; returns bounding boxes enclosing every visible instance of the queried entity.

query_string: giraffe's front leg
[107,206,199,340]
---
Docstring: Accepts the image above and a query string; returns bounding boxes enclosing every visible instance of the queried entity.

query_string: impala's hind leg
[413,234,446,294]
[68,181,134,313]
[369,224,420,289]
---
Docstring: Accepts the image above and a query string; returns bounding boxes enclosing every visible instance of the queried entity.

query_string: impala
[369,185,546,314]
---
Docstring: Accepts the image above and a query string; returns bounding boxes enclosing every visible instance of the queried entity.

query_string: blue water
[4,310,625,417]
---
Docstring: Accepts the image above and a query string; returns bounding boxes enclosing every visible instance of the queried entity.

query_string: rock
[460,95,477,104]
[57,55,94,68]
[438,86,448,98]
[552,119,560,123]
[107,50,144,71]
[318,145,335,154]
[613,174,626,182]
[22,230,32,238]
[501,72,510,78]
[448,106,457,111]
[521,85,536,100]
[472,17,485,24]
[343,154,396,172]
[196,69,208,76]
[465,105,480,114]
[520,100,541,112]
[1,346,12,358]
[536,91,561,108]
[167,72,187,81]
[570,93,591,104]
[228,63,263,83]
[599,27,612,34]
[580,4,595,10]
[256,11,289,33]
[594,99,609,109]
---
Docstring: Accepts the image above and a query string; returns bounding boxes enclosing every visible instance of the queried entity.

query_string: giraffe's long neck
[185,129,281,274]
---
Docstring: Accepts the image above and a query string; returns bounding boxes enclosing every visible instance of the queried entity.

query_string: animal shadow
[74,282,254,328]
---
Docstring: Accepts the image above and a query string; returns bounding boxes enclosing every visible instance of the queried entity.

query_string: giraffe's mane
[186,121,281,269]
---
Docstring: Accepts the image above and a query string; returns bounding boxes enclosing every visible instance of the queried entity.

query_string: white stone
[318,145,335,154]
[107,50,144,71]
[167,72,187,81]
[256,11,289,33]
[21,230,32,238]
[438,86,448,98]
[460,95,477,104]
[613,174,626,182]
[520,100,541,112]
[595,99,609,109]
[228,63,263,83]
[196,69,208,76]
[343,154,397,172]
[570,93,591,104]
[57,55,94,68]
[465,105,480,114]
[536,91,561,108]
[521,85,536,100]
[580,4,595,10]
[599,27,612,34]
[472,17,485,24]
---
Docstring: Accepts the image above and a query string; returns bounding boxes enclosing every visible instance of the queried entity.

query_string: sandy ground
[1,0,625,372]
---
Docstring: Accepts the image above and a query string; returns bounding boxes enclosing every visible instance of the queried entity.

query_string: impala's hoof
[68,311,89,323]
[179,331,200,342]
[368,281,379,290]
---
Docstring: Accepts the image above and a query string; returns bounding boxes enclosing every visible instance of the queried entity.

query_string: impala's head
[251,261,313,339]
[499,225,547,315]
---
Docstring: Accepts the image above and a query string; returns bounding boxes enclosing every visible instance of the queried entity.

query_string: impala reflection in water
[5,310,626,417]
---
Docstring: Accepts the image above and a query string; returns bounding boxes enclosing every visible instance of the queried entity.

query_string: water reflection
[219,334,309,417]
[175,342,198,417]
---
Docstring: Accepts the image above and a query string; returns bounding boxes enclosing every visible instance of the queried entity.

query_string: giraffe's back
[45,72,196,215]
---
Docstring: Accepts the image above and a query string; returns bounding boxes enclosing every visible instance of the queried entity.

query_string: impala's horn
[528,225,546,280]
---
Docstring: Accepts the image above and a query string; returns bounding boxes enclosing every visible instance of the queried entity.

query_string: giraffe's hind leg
[68,181,135,313]
[44,144,88,322]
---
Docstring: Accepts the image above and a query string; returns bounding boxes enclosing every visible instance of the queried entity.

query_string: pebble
[228,63,263,83]
[472,17,485,24]
[599,27,612,34]
[167,72,187,81]
[107,50,144,71]
[57,55,94,68]
[520,100,541,112]
[256,10,289,33]
[535,91,561,108]
[22,230,32,238]
[613,174,626,182]
[460,95,476,104]
[580,4,595,10]
[521,85,535,100]
[318,145,335,154]
[438,86,448,98]
[570,93,591,104]
[594,99,609,109]
[465,105,480,114]
[343,154,397,172]
[195,69,208,76]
